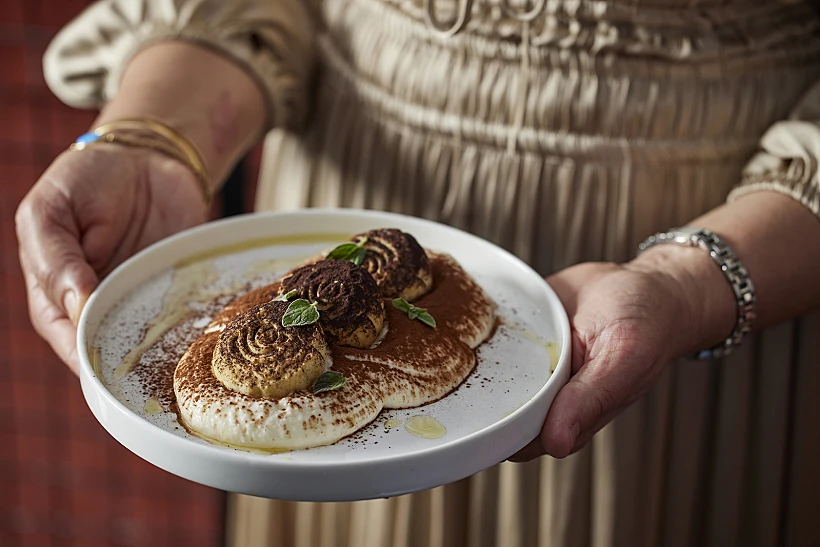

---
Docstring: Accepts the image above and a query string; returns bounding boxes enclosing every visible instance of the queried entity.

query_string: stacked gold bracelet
[69,118,212,206]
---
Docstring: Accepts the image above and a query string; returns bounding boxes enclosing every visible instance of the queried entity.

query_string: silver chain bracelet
[638,226,756,360]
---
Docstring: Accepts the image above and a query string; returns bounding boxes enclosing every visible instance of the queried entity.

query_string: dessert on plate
[173,228,496,450]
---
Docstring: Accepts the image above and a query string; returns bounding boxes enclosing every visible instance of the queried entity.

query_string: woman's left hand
[510,250,733,460]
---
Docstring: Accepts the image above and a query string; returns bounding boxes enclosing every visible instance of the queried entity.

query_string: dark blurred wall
[0,2,229,545]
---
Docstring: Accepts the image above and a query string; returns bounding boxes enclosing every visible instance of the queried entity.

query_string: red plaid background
[0,2,261,545]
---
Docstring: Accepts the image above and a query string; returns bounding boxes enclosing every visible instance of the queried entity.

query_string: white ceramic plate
[77,209,570,502]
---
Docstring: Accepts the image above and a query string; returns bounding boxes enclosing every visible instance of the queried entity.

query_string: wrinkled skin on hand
[15,145,208,373]
[511,261,691,460]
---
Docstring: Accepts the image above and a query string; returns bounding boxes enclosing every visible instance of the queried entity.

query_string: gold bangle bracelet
[70,118,212,206]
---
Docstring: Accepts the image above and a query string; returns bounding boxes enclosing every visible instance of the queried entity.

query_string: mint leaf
[392,298,412,313]
[312,371,346,394]
[326,243,359,261]
[392,298,436,328]
[416,311,437,328]
[350,246,367,266]
[273,289,298,302]
[326,236,368,264]
[282,299,320,327]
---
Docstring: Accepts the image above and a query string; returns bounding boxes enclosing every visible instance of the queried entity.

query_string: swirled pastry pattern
[211,301,328,398]
[174,251,496,451]
[355,228,433,301]
[279,260,384,348]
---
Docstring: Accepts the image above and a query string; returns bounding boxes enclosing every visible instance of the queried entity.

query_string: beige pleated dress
[45,1,820,546]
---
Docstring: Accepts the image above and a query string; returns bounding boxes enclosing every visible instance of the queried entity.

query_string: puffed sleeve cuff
[42,0,316,132]
[727,83,820,218]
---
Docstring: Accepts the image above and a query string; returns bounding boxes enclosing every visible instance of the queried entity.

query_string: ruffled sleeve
[42,0,317,131]
[728,81,820,217]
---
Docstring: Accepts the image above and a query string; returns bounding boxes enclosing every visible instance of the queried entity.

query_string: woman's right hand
[15,144,209,373]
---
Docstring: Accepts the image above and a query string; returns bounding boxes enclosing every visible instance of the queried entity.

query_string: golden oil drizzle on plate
[175,233,347,268]
[404,415,446,439]
[143,398,164,415]
[88,344,103,378]
[519,330,560,372]
[111,234,347,381]
[546,341,560,372]
[113,261,220,380]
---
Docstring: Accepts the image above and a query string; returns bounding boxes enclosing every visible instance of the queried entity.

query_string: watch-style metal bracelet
[637,226,756,360]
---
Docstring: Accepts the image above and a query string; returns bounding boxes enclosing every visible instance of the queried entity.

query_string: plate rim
[76,208,571,494]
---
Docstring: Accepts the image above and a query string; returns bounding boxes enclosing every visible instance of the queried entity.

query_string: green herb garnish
[326,236,368,265]
[282,299,320,327]
[312,371,346,394]
[392,298,436,328]
[272,289,298,302]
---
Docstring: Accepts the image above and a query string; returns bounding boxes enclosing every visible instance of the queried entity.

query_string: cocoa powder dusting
[354,228,431,298]
[279,260,383,346]
[132,291,239,407]
[331,253,491,406]
[217,301,323,378]
[135,251,495,447]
